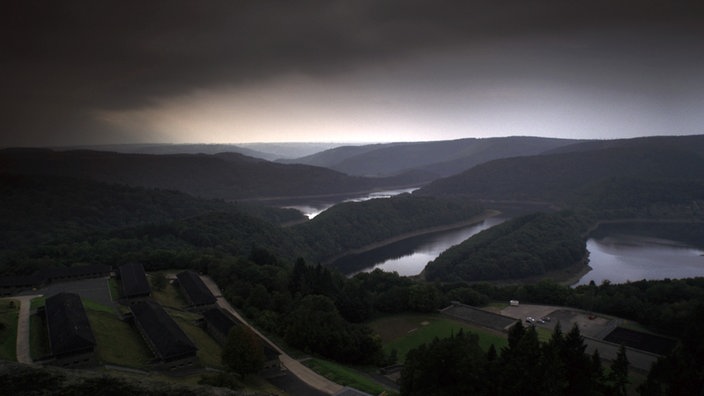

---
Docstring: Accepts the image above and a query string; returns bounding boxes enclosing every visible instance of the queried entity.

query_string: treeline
[573,177,704,220]
[208,253,453,364]
[401,323,630,396]
[0,211,304,276]
[417,146,704,205]
[425,211,590,282]
[0,173,303,251]
[294,194,484,262]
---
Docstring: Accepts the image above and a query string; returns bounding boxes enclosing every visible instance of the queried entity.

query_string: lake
[574,234,704,286]
[285,187,419,219]
[330,216,507,276]
[331,216,704,283]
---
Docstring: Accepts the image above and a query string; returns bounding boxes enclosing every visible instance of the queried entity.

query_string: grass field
[166,308,225,369]
[29,312,50,361]
[370,313,508,362]
[0,299,19,361]
[30,296,46,310]
[303,358,395,396]
[84,299,153,368]
[151,280,187,309]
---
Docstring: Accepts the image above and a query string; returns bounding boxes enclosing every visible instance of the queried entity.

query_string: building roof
[130,299,197,361]
[38,264,111,281]
[176,271,216,306]
[202,308,238,336]
[45,292,96,357]
[334,387,374,396]
[118,262,151,298]
[0,274,45,288]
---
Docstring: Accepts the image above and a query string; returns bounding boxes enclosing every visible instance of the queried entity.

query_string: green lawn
[108,277,121,300]
[304,358,395,396]
[151,280,187,309]
[167,308,225,369]
[29,312,50,361]
[84,299,153,368]
[30,297,46,310]
[0,299,19,361]
[370,314,508,362]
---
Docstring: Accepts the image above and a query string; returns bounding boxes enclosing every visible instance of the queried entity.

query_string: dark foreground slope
[0,149,415,202]
[281,136,581,178]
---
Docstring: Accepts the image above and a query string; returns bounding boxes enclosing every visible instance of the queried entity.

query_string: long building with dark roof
[176,270,216,311]
[118,262,151,300]
[44,292,96,368]
[202,307,238,345]
[38,264,112,283]
[130,299,197,370]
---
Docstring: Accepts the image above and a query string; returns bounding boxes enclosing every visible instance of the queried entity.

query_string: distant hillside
[0,173,303,260]
[545,134,704,156]
[61,142,347,161]
[280,136,581,178]
[0,149,416,202]
[417,145,704,206]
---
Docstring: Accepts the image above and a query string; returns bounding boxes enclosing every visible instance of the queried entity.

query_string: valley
[2,134,704,395]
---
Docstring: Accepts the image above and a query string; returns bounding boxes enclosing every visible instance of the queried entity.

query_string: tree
[222,325,264,378]
[609,344,629,396]
[150,271,167,291]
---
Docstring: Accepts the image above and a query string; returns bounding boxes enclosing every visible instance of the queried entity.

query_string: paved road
[6,294,42,364]
[200,276,344,395]
[584,337,659,373]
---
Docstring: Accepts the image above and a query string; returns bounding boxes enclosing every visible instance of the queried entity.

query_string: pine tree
[609,344,629,396]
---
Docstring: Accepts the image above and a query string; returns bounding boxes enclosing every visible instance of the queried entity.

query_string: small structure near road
[43,292,97,368]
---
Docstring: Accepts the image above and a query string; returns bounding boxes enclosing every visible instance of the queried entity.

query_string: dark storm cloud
[2,0,703,145]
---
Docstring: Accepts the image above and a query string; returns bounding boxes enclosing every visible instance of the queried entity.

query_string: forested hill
[0,149,417,201]
[544,134,704,156]
[279,136,581,178]
[0,173,303,255]
[293,194,485,263]
[417,145,704,207]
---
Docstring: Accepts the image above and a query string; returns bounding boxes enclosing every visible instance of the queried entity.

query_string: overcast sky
[3,0,704,147]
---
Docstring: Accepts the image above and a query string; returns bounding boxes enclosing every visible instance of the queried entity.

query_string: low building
[118,262,151,300]
[0,274,45,296]
[0,264,111,296]
[130,299,197,371]
[38,264,112,283]
[175,271,216,311]
[44,292,97,368]
[202,307,237,345]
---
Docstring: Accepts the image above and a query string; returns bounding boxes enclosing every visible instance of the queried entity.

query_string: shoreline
[322,209,501,266]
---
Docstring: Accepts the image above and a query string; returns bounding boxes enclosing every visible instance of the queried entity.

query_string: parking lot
[500,304,617,339]
[21,277,115,308]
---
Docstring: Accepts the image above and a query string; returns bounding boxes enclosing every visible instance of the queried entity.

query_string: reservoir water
[291,191,704,283]
[330,216,507,276]
[574,235,704,286]
[285,187,419,219]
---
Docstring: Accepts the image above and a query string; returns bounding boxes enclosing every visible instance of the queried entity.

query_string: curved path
[200,276,344,395]
[2,294,42,364]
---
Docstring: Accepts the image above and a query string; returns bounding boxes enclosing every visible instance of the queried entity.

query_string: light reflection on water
[336,217,506,276]
[284,187,419,219]
[574,236,704,286]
